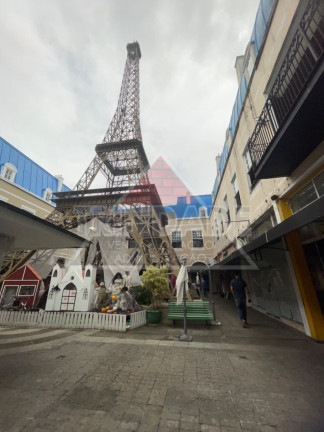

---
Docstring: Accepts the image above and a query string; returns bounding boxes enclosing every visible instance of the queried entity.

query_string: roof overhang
[0,201,89,251]
[214,195,324,268]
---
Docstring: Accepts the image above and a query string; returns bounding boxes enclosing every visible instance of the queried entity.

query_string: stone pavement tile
[107,404,127,420]
[215,408,238,420]
[200,425,221,432]
[240,420,261,430]
[163,405,181,414]
[159,341,175,346]
[220,419,241,428]
[25,429,52,432]
[159,418,180,429]
[141,415,160,427]
[220,427,241,432]
[199,411,220,426]
[180,414,199,423]
[180,420,200,431]
[181,407,200,416]
[255,413,281,427]
[174,341,189,347]
[148,389,167,406]
[137,424,159,432]
[141,405,163,425]
[274,420,322,432]
[189,342,205,349]
[198,399,218,412]
[145,339,160,345]
[161,411,181,421]
[123,412,143,423]
[258,426,280,432]
[158,428,180,432]
[91,418,121,430]
[132,396,151,405]
[204,343,222,350]
[119,420,140,431]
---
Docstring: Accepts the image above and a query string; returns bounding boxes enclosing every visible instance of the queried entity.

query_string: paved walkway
[0,297,323,432]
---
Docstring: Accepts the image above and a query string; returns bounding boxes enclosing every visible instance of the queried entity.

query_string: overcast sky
[0,0,260,196]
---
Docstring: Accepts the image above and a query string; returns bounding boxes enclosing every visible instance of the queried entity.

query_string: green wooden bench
[167,301,213,327]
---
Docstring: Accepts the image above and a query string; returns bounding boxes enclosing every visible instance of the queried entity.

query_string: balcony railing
[248,0,324,168]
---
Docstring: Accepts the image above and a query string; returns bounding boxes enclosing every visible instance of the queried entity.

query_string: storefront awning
[215,195,324,267]
[0,200,89,251]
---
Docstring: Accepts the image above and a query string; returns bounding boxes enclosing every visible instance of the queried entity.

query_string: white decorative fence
[0,310,147,333]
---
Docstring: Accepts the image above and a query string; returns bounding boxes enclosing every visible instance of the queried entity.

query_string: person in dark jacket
[230,273,251,327]
[201,277,208,297]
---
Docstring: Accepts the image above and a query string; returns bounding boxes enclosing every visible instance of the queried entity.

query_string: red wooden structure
[0,264,42,310]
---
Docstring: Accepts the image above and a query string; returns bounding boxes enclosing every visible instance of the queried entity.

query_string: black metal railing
[248,0,324,168]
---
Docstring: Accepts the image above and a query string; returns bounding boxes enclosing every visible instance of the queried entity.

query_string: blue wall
[0,136,70,201]
[165,194,212,219]
[212,0,275,201]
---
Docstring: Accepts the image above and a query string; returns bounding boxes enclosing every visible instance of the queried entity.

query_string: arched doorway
[60,283,77,311]
[189,262,209,291]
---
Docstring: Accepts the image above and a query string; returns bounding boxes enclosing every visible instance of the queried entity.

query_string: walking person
[202,277,208,297]
[230,273,251,327]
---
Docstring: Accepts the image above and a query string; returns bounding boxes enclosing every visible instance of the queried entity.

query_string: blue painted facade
[164,194,212,219]
[212,0,275,201]
[0,136,70,201]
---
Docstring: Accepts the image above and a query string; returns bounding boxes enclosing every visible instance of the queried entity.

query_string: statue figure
[123,270,132,289]
[94,282,109,309]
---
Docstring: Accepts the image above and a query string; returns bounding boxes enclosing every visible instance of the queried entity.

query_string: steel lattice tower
[0,42,179,281]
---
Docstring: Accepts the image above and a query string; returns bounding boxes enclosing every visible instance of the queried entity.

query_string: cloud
[0,0,260,195]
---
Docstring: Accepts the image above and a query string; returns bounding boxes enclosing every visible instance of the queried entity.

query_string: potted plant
[140,265,170,324]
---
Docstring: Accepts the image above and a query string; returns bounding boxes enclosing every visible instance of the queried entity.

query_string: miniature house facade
[45,263,97,312]
[0,265,43,310]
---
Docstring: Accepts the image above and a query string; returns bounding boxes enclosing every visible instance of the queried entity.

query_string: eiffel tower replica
[48,42,180,275]
[0,42,179,282]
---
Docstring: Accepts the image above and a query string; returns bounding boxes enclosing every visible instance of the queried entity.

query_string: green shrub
[130,285,152,306]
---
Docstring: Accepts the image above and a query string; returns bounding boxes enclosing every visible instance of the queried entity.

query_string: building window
[224,195,230,224]
[242,146,255,188]
[1,163,17,182]
[289,171,324,214]
[171,230,182,249]
[219,209,224,234]
[192,230,203,248]
[53,269,58,278]
[231,175,242,212]
[0,285,18,307]
[199,207,207,218]
[214,218,219,241]
[128,237,136,249]
[85,269,91,277]
[19,285,36,296]
[43,188,52,202]
[82,288,88,300]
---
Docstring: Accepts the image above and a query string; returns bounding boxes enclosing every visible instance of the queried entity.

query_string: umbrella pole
[179,260,192,342]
